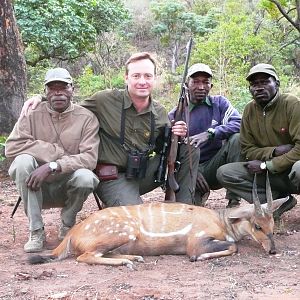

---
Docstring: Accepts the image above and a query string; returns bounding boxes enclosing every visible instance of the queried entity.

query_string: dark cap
[187,63,213,78]
[44,68,73,85]
[246,63,279,81]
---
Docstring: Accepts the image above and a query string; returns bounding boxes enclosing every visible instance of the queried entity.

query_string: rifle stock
[166,38,193,199]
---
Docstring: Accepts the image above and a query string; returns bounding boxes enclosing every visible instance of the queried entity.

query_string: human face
[249,74,279,108]
[125,59,156,101]
[188,73,213,104]
[45,81,74,113]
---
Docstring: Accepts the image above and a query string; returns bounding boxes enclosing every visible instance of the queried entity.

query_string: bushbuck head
[227,172,288,255]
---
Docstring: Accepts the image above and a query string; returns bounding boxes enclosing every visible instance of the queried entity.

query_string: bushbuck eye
[255,224,262,230]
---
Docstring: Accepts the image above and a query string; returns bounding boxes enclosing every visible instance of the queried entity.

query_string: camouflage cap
[246,63,279,81]
[187,63,213,78]
[44,68,73,85]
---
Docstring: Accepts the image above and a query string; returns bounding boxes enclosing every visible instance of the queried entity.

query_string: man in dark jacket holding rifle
[169,63,241,207]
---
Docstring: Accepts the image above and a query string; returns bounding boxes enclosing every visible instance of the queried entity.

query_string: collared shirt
[82,89,170,167]
[169,95,241,163]
[189,97,211,112]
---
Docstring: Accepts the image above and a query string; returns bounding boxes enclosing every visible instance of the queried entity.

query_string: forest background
[0,0,300,157]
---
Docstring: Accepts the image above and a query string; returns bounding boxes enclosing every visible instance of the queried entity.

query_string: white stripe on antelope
[28,173,288,268]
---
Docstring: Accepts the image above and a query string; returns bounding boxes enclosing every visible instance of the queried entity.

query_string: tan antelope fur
[29,174,288,267]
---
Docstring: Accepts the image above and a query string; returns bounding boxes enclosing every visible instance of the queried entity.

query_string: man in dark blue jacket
[169,63,241,207]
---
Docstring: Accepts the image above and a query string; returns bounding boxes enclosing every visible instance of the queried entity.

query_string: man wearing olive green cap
[217,63,299,221]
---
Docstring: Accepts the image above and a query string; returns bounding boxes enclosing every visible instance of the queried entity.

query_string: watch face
[260,162,266,170]
[49,162,58,171]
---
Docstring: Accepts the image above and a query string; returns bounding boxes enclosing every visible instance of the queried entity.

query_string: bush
[0,136,7,162]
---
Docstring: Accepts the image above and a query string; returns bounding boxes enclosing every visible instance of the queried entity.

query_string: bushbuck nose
[267,233,276,254]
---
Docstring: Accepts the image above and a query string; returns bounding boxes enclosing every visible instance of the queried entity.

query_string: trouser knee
[8,154,37,181]
[216,165,225,184]
[228,133,240,144]
[68,169,99,190]
[289,161,300,191]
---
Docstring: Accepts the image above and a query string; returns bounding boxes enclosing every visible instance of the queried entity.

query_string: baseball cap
[187,63,213,78]
[44,68,73,85]
[246,63,279,81]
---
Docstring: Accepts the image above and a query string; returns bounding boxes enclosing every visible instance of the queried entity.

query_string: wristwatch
[260,162,267,170]
[207,128,215,139]
[49,161,58,173]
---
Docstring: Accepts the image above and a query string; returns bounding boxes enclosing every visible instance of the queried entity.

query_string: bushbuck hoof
[269,249,276,255]
[134,255,145,262]
[189,255,197,262]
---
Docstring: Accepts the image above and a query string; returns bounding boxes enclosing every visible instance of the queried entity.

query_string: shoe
[273,195,297,221]
[226,198,240,208]
[24,228,46,253]
[58,223,71,241]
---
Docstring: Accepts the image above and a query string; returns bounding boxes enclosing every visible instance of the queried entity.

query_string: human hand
[171,120,187,137]
[185,132,209,148]
[273,144,293,157]
[26,164,52,191]
[246,160,265,174]
[196,172,210,195]
[20,95,43,117]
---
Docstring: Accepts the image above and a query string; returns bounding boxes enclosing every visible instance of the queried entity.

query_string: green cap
[246,63,279,81]
[44,68,73,85]
[187,63,213,78]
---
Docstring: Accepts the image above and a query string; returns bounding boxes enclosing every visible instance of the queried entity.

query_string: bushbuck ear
[227,205,254,221]
[261,196,289,212]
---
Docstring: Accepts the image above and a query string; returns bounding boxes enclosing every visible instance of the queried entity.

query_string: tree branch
[269,0,300,33]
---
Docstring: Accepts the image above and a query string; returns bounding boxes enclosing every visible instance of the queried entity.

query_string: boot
[24,228,46,253]
[273,195,297,221]
[226,198,241,208]
[58,222,71,241]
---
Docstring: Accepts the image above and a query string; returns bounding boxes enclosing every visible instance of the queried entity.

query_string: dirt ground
[0,173,299,300]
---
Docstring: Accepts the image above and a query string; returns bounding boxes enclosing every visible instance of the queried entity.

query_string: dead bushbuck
[29,174,288,267]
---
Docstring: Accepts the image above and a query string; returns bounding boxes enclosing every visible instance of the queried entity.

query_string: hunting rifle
[165,38,193,199]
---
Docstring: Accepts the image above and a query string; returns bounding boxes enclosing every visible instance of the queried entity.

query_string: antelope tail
[28,254,57,265]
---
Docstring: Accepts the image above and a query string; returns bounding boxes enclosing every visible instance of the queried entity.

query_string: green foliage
[14,0,130,66]
[27,61,55,96]
[0,136,7,162]
[76,66,125,99]
[151,0,215,43]
[76,67,106,98]
[260,0,288,18]
[190,0,294,111]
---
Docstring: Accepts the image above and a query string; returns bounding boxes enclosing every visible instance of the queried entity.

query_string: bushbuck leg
[28,172,288,267]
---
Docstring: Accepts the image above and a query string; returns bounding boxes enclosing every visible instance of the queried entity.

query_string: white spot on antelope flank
[129,235,136,240]
[94,220,100,224]
[109,230,113,234]
[116,224,120,227]
[119,232,127,236]
[92,228,96,233]
[85,224,91,230]
[140,223,192,238]
[195,230,206,238]
[226,235,235,242]
[95,253,103,257]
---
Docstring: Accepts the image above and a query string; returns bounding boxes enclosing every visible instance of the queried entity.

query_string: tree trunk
[0,0,26,135]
